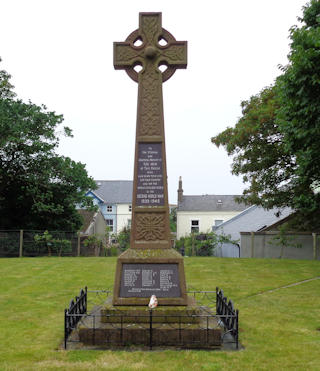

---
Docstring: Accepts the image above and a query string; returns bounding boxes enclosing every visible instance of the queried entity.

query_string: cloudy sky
[1,0,306,203]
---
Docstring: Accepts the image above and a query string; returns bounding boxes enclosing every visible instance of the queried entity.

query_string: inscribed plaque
[136,143,164,206]
[119,263,180,298]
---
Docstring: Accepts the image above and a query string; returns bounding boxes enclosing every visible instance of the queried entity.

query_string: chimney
[178,176,183,204]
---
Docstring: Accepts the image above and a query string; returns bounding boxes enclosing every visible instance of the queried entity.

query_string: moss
[118,248,182,260]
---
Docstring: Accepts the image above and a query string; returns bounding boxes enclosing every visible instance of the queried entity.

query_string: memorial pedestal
[113,248,188,306]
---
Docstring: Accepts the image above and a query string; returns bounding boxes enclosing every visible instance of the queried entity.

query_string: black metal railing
[64,287,87,349]
[216,287,239,348]
[64,288,239,350]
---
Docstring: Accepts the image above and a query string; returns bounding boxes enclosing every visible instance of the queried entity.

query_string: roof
[214,206,292,241]
[93,180,133,204]
[177,195,247,212]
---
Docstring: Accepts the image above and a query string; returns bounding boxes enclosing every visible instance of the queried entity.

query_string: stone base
[113,248,188,306]
[76,298,222,349]
[101,296,200,323]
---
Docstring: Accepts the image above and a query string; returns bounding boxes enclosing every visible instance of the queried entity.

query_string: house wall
[116,203,132,234]
[94,212,108,236]
[240,231,320,260]
[176,211,242,239]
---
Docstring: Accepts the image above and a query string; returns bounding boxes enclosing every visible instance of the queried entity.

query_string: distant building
[77,209,107,237]
[176,177,247,239]
[86,180,133,234]
[213,205,292,258]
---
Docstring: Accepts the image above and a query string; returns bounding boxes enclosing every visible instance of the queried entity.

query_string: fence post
[250,232,255,258]
[77,232,81,257]
[19,230,23,257]
[64,309,68,350]
[312,233,317,260]
[149,309,153,350]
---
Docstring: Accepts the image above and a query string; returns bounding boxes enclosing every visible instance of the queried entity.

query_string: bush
[175,232,237,256]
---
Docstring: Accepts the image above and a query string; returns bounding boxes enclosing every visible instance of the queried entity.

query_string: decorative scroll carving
[136,214,165,240]
[139,69,161,136]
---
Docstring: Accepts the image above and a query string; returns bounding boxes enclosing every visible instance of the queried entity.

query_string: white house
[176,177,247,239]
[86,180,133,234]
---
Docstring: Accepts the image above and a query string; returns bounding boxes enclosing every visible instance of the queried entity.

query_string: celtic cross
[114,12,187,249]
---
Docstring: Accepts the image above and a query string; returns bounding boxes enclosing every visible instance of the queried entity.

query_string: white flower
[148,295,158,309]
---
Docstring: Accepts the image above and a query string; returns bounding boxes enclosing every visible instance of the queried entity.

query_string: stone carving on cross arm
[136,214,165,240]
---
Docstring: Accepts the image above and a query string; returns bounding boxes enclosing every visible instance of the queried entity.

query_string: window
[191,220,199,233]
[127,219,131,228]
[215,220,223,226]
[107,205,112,213]
[106,219,114,232]
[129,205,132,212]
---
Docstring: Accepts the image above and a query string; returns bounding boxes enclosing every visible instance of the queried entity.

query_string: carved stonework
[162,45,187,63]
[139,69,161,136]
[114,44,143,65]
[141,15,160,44]
[136,214,165,240]
[113,12,187,249]
[112,13,188,306]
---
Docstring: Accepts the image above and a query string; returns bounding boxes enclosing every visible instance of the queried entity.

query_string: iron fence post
[206,316,209,344]
[149,309,153,350]
[120,315,123,344]
[64,309,68,350]
[93,314,95,345]
[236,309,239,349]
[216,287,219,314]
[85,286,87,313]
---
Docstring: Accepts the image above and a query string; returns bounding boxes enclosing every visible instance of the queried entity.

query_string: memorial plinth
[112,12,188,306]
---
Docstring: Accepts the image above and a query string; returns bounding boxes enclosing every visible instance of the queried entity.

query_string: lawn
[0,257,319,370]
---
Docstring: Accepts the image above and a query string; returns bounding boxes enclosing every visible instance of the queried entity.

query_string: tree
[169,207,177,232]
[277,0,320,213]
[0,59,96,231]
[212,1,320,229]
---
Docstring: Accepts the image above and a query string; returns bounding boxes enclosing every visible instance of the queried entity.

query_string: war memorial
[63,13,239,350]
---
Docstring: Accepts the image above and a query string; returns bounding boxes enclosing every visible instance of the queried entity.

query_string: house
[176,177,247,239]
[77,209,107,256]
[86,180,133,234]
[213,205,292,257]
[78,209,107,237]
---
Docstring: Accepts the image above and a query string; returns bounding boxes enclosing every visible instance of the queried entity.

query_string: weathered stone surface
[78,303,222,348]
[101,296,200,323]
[113,248,187,305]
[112,12,188,305]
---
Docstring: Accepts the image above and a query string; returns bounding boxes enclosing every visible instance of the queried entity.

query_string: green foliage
[0,59,96,231]
[83,235,102,249]
[175,232,238,256]
[277,0,320,213]
[169,207,177,232]
[212,86,292,209]
[34,230,72,256]
[269,223,302,259]
[116,227,131,251]
[212,1,320,229]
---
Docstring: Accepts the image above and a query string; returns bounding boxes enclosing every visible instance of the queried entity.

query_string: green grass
[0,257,319,370]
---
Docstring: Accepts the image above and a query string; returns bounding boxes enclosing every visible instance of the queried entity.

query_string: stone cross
[113,13,188,306]
[114,13,187,250]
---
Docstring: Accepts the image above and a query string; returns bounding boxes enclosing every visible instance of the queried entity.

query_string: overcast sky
[1,0,307,203]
